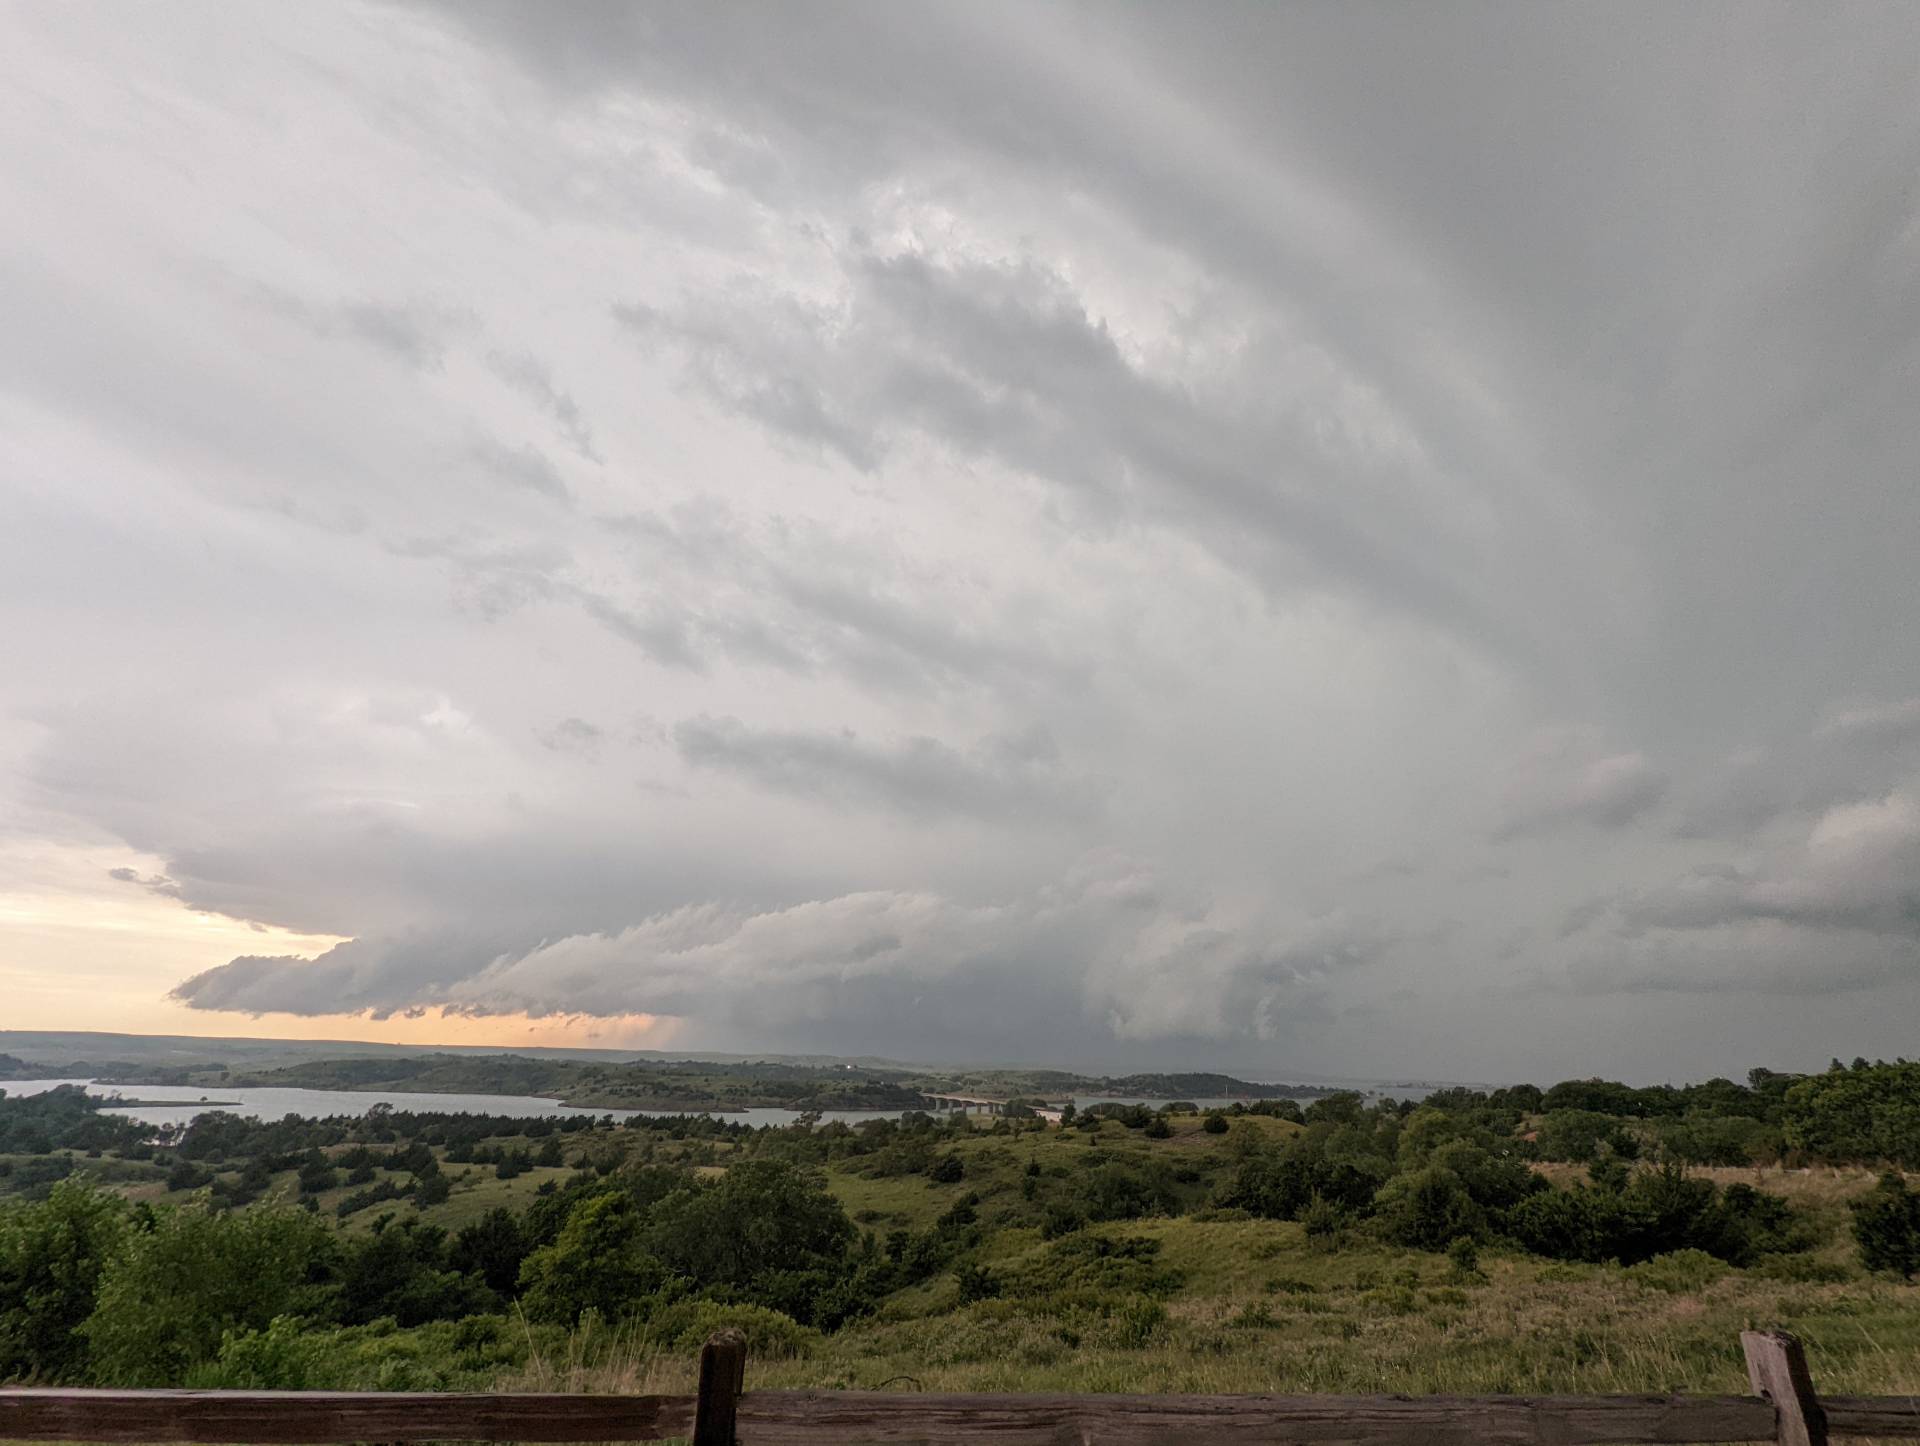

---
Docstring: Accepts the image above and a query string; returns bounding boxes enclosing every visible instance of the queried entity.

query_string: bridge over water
[918,1092,1069,1122]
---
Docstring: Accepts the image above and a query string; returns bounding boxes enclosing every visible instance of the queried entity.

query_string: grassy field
[14,1113,1918,1402]
[494,1121,1920,1400]
[498,1207,1920,1400]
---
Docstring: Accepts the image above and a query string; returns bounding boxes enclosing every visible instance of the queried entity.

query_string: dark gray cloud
[674,715,1098,823]
[169,853,1359,1060]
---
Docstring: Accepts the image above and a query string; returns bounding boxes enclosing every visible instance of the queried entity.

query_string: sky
[3,3,1919,1083]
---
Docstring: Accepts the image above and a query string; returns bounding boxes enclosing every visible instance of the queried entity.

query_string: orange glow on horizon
[1,840,683,1052]
[151,1006,685,1051]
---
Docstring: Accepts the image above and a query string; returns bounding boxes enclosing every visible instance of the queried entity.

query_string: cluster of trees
[0,1152,872,1386]
[1219,1096,1813,1268]
[0,1087,158,1158]
[0,1089,774,1206]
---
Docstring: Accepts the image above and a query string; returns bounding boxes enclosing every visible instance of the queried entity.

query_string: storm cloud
[5,2,1920,1077]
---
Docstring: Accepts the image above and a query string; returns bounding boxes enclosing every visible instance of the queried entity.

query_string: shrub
[1040,1202,1085,1239]
[188,1314,317,1390]
[1014,1233,1184,1299]
[1202,1114,1230,1135]
[1300,1194,1347,1250]
[1373,1166,1483,1249]
[1850,1173,1920,1278]
[1536,1110,1638,1163]
[953,1263,999,1303]
[1077,1161,1177,1222]
[1624,1248,1726,1294]
[927,1154,965,1184]
[645,1300,818,1358]
[1110,1295,1166,1348]
[1446,1235,1480,1278]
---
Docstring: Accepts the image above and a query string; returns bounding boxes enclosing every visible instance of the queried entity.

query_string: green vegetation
[1,1060,1918,1396]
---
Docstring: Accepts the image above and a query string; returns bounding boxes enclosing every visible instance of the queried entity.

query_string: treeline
[197,1055,932,1111]
[1425,1060,1920,1168]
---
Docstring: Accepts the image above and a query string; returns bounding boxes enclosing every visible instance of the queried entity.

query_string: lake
[0,1079,908,1130]
[1,1077,1440,1129]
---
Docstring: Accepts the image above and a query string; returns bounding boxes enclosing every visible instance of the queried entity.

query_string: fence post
[693,1331,748,1446]
[1742,1329,1828,1446]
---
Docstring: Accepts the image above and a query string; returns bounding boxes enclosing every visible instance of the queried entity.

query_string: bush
[1446,1235,1480,1278]
[1536,1110,1638,1163]
[188,1314,317,1390]
[926,1154,965,1184]
[645,1299,818,1358]
[1110,1295,1166,1348]
[1372,1166,1483,1249]
[1202,1114,1229,1135]
[1850,1173,1920,1278]
[1077,1162,1177,1222]
[1624,1248,1726,1294]
[1300,1194,1347,1250]
[1040,1202,1085,1239]
[953,1263,999,1303]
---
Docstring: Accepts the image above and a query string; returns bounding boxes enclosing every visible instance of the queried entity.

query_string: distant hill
[0,1030,911,1075]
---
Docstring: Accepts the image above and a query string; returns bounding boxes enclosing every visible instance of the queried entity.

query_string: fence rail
[2,1330,1913,1445]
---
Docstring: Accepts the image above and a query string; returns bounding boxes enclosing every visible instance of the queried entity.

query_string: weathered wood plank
[2,1387,1915,1445]
[0,1388,695,1443]
[1825,1396,1920,1438]
[1743,1330,1829,1446]
[732,1392,1784,1446]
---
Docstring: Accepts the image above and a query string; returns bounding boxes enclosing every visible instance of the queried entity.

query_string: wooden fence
[2,1330,1915,1446]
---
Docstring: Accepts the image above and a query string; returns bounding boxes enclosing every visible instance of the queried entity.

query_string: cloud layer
[4,2,1920,1076]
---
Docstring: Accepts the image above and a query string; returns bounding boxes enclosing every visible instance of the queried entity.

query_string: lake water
[0,1079,906,1130]
[1,1077,1442,1129]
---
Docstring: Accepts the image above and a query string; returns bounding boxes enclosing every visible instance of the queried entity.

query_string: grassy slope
[789,1125,1920,1397]
[18,1114,1920,1399]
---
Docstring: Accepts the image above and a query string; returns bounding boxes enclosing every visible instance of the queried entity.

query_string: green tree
[1850,1173,1920,1277]
[0,1180,132,1381]
[1373,1166,1484,1249]
[338,1218,491,1326]
[518,1194,666,1324]
[1784,1062,1920,1166]
[451,1207,528,1297]
[83,1204,338,1386]
[644,1159,855,1322]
